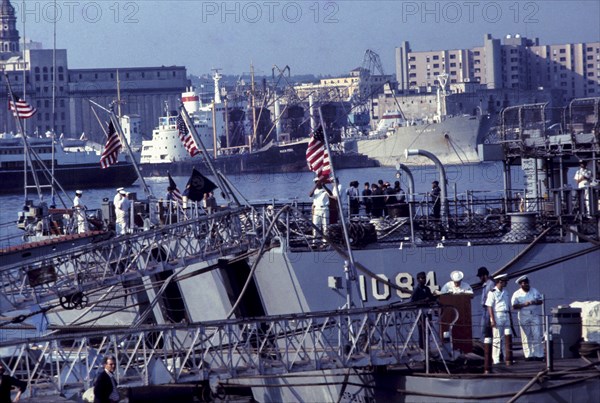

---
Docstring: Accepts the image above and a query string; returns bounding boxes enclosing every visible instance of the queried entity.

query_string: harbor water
[0,162,534,248]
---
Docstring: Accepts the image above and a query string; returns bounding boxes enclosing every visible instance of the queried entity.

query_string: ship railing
[0,206,255,311]
[249,194,598,250]
[0,304,451,399]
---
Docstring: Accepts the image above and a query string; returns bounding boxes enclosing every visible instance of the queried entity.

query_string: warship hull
[356,115,493,166]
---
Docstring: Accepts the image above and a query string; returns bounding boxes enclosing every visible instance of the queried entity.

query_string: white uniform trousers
[76,210,88,234]
[492,312,511,364]
[518,310,543,358]
[312,207,329,238]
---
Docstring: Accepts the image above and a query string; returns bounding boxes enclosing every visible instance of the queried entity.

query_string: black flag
[183,168,217,202]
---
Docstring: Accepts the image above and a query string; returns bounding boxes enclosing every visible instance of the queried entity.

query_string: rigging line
[445,134,467,164]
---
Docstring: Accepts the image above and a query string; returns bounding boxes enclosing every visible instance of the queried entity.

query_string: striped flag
[177,113,200,157]
[168,172,183,203]
[306,126,331,178]
[9,96,37,119]
[99,121,121,168]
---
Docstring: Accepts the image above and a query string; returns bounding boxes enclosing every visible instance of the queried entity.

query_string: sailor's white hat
[116,187,125,192]
[119,190,127,195]
[75,190,83,195]
[313,177,319,182]
[516,275,529,284]
[494,273,508,282]
[450,270,464,282]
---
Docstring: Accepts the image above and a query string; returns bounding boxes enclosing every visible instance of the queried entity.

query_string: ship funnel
[181,90,200,114]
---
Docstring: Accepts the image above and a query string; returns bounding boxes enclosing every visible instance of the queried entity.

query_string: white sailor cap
[313,177,319,182]
[516,275,529,284]
[119,190,127,195]
[494,274,508,282]
[116,187,125,192]
[75,190,83,195]
[450,270,464,282]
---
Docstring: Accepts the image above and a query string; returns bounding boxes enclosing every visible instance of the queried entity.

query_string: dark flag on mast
[183,168,217,202]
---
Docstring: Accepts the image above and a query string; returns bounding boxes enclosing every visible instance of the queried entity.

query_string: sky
[16,0,600,77]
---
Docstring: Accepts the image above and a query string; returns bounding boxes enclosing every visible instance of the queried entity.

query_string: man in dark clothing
[411,272,435,304]
[0,363,26,403]
[346,181,360,216]
[370,183,384,218]
[431,181,441,219]
[361,182,372,216]
[94,356,119,403]
[411,272,436,348]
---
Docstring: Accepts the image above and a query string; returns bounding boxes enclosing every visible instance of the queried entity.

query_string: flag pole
[109,112,152,198]
[317,107,363,310]
[89,100,153,198]
[179,104,235,204]
[3,72,43,201]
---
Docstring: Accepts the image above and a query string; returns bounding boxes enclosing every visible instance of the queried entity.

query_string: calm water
[0,163,530,247]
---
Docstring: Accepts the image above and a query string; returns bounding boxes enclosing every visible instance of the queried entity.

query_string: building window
[433,64,439,68]
[474,51,480,56]
[559,49,566,54]
[450,54,456,59]
[450,63,456,67]
[44,100,49,107]
[433,55,439,60]
[587,55,594,60]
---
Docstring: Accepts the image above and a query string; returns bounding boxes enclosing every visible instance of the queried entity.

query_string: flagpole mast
[179,104,234,204]
[317,107,362,310]
[109,112,152,198]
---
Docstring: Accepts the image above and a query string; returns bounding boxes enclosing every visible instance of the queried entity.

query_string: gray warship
[0,99,599,402]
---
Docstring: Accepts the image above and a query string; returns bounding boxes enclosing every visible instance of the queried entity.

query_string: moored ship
[0,133,138,194]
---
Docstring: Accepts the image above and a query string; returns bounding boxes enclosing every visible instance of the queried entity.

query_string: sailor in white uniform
[511,275,544,361]
[73,190,88,233]
[309,177,333,240]
[115,189,128,235]
[574,160,592,215]
[440,270,473,294]
[486,274,511,365]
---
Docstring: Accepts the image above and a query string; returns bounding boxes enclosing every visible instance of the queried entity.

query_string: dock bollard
[504,329,513,365]
[484,337,492,374]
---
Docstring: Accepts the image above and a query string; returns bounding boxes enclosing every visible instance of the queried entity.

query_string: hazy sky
[18,0,600,77]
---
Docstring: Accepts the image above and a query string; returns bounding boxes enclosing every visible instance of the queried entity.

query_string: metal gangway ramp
[0,305,451,400]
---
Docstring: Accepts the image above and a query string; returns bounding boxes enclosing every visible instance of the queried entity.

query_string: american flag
[177,113,200,157]
[168,172,183,203]
[9,96,37,119]
[99,121,121,169]
[306,126,331,178]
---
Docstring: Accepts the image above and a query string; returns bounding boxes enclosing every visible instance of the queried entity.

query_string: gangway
[0,304,452,400]
[0,205,256,324]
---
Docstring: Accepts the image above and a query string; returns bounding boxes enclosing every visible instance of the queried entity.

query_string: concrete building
[0,0,189,142]
[395,34,600,101]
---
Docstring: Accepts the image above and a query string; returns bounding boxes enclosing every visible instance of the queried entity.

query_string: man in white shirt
[115,189,129,235]
[486,274,511,365]
[309,177,333,241]
[440,270,473,294]
[574,160,592,215]
[73,190,88,234]
[511,275,544,361]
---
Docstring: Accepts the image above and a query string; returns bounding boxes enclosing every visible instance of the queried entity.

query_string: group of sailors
[412,267,545,365]
[72,187,132,235]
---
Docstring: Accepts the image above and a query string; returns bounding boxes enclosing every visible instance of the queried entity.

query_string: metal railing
[0,304,450,400]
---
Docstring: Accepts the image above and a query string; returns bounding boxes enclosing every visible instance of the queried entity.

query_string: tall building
[395,34,600,101]
[0,0,189,141]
